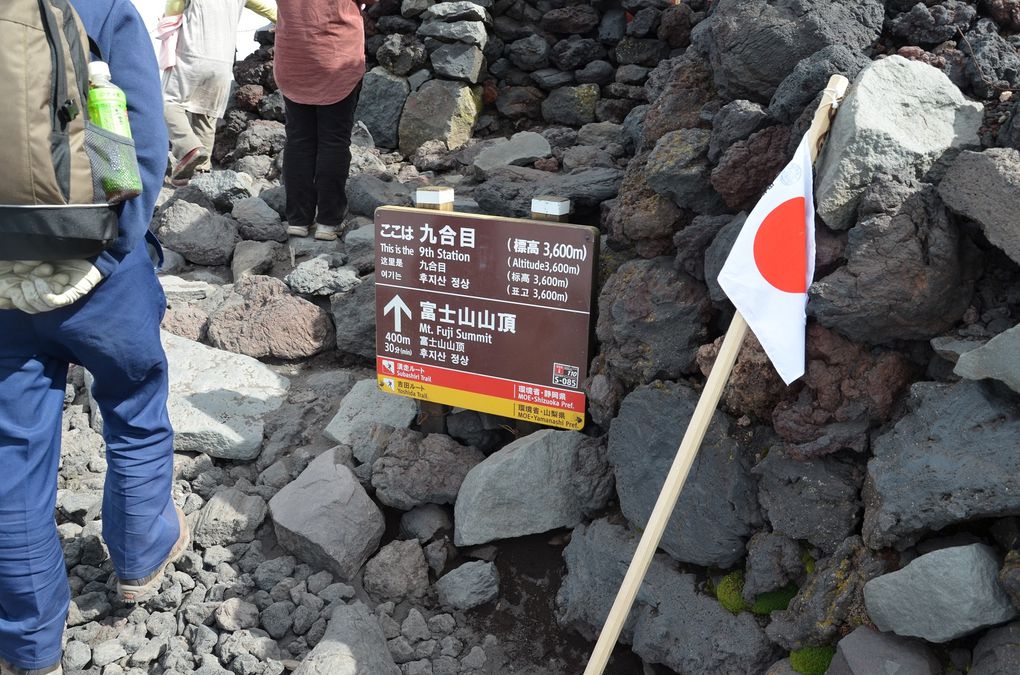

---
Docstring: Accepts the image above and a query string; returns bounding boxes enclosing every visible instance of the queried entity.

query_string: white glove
[0,260,103,314]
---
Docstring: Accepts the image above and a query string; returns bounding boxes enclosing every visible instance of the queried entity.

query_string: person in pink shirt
[274,0,368,241]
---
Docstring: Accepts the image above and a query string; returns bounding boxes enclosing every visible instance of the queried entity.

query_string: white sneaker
[314,224,338,241]
[287,224,310,238]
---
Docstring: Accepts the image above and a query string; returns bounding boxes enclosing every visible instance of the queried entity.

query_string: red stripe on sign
[377,357,585,412]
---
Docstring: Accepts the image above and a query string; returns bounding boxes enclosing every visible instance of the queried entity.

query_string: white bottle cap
[88,61,111,81]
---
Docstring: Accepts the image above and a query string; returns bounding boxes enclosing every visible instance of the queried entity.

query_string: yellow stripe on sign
[377,377,584,430]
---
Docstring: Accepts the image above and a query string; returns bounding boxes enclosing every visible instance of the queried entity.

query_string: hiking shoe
[170,146,209,185]
[0,658,61,675]
[287,224,310,238]
[117,505,190,604]
[314,224,338,241]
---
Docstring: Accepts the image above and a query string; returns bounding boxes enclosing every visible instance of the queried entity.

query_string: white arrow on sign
[384,294,412,332]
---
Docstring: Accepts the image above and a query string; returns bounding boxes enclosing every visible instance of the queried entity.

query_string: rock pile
[51,0,1020,673]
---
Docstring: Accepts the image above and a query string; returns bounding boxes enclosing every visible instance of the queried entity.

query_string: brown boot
[116,505,190,603]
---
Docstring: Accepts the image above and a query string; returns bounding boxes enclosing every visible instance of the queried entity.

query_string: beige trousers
[164,102,216,171]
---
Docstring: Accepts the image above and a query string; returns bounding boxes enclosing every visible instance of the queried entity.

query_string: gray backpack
[0,0,138,261]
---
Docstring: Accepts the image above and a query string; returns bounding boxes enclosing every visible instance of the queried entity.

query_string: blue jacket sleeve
[75,0,168,277]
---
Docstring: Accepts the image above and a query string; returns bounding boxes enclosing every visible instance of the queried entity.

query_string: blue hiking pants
[0,248,179,669]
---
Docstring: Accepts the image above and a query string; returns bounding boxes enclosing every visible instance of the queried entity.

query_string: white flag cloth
[717,135,815,385]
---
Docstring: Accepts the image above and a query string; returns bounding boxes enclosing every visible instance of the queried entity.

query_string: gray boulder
[809,176,975,344]
[939,147,1020,266]
[416,20,487,49]
[708,99,767,162]
[699,0,884,102]
[473,165,623,218]
[557,519,778,673]
[608,381,760,568]
[645,128,725,215]
[595,257,711,389]
[174,169,255,211]
[827,626,940,675]
[454,430,613,546]
[162,332,289,460]
[423,1,489,23]
[864,544,1017,642]
[377,34,427,77]
[206,275,335,360]
[363,540,429,602]
[323,378,418,447]
[231,240,278,281]
[435,561,499,610]
[767,45,871,124]
[971,622,1020,675]
[193,488,267,547]
[398,80,481,155]
[371,429,485,510]
[269,448,385,580]
[430,43,485,83]
[754,449,861,554]
[234,121,286,159]
[294,603,399,675]
[954,324,1020,394]
[330,273,377,360]
[231,197,286,242]
[742,533,804,602]
[156,200,239,266]
[471,131,551,174]
[507,35,550,72]
[541,84,599,126]
[285,255,361,297]
[346,173,413,218]
[815,55,983,230]
[356,68,410,150]
[863,380,1020,549]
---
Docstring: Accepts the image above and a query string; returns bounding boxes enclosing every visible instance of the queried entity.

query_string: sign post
[374,202,599,430]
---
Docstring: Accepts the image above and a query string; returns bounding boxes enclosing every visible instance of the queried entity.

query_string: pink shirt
[273,0,366,105]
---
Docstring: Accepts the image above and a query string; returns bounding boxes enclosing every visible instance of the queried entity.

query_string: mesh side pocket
[84,121,143,205]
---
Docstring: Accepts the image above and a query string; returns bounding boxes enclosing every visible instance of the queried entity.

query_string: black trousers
[282,85,361,228]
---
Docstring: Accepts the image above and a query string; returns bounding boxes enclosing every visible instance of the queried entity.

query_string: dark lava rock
[958,20,1020,99]
[768,45,871,124]
[657,3,693,49]
[541,5,600,34]
[608,381,762,568]
[614,37,670,67]
[711,125,792,210]
[863,380,1020,550]
[594,257,711,388]
[772,325,915,458]
[887,0,977,45]
[755,448,862,554]
[809,176,977,344]
[557,520,779,673]
[698,0,884,102]
[377,34,428,76]
[606,157,686,257]
[742,532,805,602]
[551,37,606,72]
[766,536,892,650]
[708,99,767,163]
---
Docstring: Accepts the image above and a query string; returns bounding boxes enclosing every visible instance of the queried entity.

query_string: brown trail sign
[374,206,599,430]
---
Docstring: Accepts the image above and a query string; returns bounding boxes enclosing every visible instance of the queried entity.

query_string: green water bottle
[87,61,143,203]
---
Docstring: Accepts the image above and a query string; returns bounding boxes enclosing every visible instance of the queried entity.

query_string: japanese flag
[717,134,815,385]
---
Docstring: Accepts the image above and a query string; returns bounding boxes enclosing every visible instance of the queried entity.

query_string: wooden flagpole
[582,74,849,675]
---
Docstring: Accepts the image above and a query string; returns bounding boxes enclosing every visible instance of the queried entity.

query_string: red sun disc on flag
[752,197,808,294]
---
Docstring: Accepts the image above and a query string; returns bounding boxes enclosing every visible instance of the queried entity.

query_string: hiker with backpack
[158,0,277,185]
[0,1,187,672]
